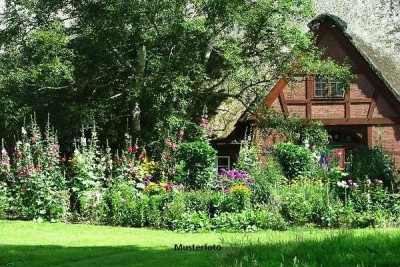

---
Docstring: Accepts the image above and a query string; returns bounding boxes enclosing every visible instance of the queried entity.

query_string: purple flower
[348,179,353,184]
[219,168,227,174]
[352,183,359,189]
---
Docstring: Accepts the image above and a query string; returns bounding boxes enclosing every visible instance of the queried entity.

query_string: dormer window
[315,76,344,98]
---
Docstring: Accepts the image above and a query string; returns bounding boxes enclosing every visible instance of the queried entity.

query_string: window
[216,156,230,171]
[315,76,344,98]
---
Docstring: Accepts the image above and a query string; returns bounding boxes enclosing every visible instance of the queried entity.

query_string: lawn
[1,221,400,267]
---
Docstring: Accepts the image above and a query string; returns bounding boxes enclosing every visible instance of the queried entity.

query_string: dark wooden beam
[263,79,288,106]
[306,76,313,118]
[345,90,350,119]
[367,126,373,147]
[350,98,373,104]
[278,91,289,113]
[311,99,346,104]
[286,99,308,104]
[322,118,400,125]
[367,91,378,119]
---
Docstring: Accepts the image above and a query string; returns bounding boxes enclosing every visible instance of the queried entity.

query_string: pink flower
[374,179,383,185]
[31,135,37,143]
[199,118,209,128]
[178,128,184,137]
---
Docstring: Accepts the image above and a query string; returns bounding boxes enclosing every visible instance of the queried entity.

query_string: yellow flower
[230,184,249,193]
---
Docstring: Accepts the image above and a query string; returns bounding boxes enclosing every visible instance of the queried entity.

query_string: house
[210,14,400,170]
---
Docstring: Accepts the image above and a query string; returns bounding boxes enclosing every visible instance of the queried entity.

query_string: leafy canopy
[0,0,351,152]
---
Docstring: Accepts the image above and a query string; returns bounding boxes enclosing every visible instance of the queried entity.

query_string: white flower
[337,180,349,188]
[21,127,27,135]
[136,183,145,190]
[80,137,87,146]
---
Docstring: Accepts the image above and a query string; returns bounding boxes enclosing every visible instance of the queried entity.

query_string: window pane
[315,76,328,97]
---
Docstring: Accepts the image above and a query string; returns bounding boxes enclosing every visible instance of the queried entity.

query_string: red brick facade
[257,19,400,169]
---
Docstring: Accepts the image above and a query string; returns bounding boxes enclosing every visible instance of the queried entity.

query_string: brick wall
[372,125,400,169]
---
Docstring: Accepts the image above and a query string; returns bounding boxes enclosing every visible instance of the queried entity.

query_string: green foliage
[176,141,216,189]
[0,0,351,152]
[256,107,329,149]
[10,117,69,221]
[274,142,316,179]
[0,182,7,219]
[250,157,285,204]
[236,140,260,172]
[349,146,395,186]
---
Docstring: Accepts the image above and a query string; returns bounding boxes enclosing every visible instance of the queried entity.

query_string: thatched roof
[210,11,400,140]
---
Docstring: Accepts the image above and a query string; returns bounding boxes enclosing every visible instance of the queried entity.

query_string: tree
[0,0,351,154]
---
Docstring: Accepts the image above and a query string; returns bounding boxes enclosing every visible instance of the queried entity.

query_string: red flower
[31,135,37,143]
[127,146,138,154]
[163,152,170,160]
[35,165,41,171]
[164,182,173,191]
[116,159,122,166]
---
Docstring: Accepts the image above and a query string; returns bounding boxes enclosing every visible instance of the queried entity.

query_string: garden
[1,113,399,233]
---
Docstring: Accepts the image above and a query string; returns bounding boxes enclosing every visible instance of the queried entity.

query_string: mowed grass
[1,221,400,267]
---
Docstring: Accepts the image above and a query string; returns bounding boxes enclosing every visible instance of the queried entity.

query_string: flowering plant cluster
[2,117,69,221]
[209,169,253,193]
[143,181,184,195]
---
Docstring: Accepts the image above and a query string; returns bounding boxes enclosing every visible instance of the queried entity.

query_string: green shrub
[172,211,212,232]
[165,193,186,229]
[252,206,288,230]
[78,189,106,223]
[211,211,258,232]
[0,183,7,219]
[103,181,138,226]
[183,190,222,216]
[146,194,165,228]
[176,141,216,189]
[349,146,395,186]
[220,186,251,213]
[251,157,285,203]
[279,178,332,226]
[274,142,316,179]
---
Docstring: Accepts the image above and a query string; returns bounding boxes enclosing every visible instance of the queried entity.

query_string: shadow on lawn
[222,231,400,267]
[1,232,400,267]
[0,245,222,267]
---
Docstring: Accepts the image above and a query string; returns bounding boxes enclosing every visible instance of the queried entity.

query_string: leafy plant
[274,142,316,179]
[175,141,216,189]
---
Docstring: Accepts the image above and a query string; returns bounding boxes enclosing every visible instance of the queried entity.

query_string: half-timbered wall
[259,20,400,169]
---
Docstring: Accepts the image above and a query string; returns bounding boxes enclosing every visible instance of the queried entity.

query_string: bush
[173,211,212,232]
[103,181,139,226]
[0,183,7,219]
[274,142,316,179]
[349,146,395,187]
[165,193,186,229]
[279,178,333,226]
[175,141,216,189]
[183,190,222,216]
[251,157,285,203]
[78,189,106,223]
